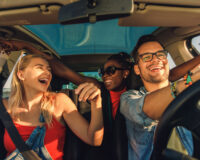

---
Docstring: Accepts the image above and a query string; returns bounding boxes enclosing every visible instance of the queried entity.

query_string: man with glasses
[120,34,200,160]
[2,38,200,160]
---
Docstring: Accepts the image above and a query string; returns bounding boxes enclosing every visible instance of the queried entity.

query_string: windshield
[25,19,157,55]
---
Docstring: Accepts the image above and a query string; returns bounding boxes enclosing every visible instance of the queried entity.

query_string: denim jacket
[120,87,193,160]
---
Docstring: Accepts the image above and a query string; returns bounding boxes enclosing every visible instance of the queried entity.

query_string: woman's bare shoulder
[54,92,77,113]
[55,92,72,101]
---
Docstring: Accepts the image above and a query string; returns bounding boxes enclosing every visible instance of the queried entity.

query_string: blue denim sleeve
[120,90,155,127]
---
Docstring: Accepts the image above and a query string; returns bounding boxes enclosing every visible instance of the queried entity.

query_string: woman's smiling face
[102,59,129,91]
[18,57,52,92]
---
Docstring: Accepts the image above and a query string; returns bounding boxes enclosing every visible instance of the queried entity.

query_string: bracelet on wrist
[170,81,177,98]
[183,71,193,87]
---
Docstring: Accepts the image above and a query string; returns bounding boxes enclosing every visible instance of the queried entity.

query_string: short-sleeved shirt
[120,87,193,160]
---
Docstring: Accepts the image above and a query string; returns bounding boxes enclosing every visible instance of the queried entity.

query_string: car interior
[1,0,200,160]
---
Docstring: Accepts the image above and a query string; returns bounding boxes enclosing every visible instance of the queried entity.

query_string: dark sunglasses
[98,66,127,77]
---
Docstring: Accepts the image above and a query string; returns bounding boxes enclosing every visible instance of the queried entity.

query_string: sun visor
[58,0,133,24]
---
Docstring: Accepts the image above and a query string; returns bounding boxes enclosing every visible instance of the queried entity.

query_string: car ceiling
[1,0,200,50]
[119,0,200,27]
[0,0,200,26]
[1,0,200,72]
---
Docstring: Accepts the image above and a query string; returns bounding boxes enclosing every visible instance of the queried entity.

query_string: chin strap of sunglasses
[0,98,41,160]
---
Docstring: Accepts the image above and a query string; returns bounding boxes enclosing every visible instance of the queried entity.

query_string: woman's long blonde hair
[8,54,55,126]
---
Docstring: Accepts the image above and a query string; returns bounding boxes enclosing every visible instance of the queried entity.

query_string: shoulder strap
[0,98,42,160]
[0,98,30,152]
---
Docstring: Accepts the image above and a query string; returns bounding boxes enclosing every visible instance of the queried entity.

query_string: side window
[191,35,200,55]
[2,54,25,98]
[168,54,176,70]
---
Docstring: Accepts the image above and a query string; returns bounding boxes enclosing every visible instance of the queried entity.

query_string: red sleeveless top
[4,117,66,160]
[109,87,127,119]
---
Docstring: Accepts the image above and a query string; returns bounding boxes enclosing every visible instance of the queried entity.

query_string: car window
[191,35,200,55]
[2,53,25,98]
[25,21,158,55]
[168,54,176,69]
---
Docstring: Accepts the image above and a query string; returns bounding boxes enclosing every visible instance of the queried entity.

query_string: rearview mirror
[58,0,133,24]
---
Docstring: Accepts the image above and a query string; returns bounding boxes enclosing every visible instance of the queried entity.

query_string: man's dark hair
[131,34,164,64]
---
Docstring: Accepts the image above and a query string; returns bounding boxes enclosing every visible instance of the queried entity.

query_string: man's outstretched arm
[169,55,200,82]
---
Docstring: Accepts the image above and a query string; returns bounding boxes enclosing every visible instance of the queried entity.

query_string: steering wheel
[150,80,200,160]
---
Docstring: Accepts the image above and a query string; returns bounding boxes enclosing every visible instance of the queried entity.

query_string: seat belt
[0,98,41,160]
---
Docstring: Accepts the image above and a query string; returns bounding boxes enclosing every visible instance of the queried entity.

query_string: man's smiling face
[134,41,169,83]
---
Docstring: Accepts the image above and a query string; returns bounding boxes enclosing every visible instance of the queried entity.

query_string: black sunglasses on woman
[98,66,128,77]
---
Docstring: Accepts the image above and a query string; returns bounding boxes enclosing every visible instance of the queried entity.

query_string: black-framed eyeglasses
[138,50,168,62]
[98,66,127,77]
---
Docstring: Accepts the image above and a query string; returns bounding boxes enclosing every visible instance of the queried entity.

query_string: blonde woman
[1,54,103,159]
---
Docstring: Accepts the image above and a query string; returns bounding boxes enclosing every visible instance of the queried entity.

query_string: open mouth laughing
[38,77,49,85]
[148,64,164,72]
